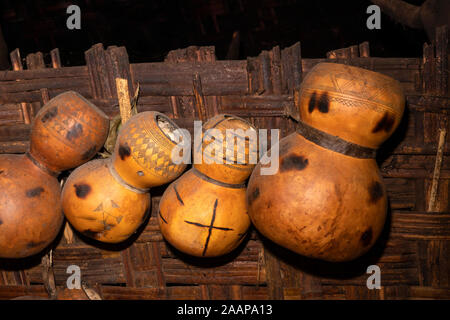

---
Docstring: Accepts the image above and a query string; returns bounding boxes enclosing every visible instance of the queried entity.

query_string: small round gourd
[62,159,150,243]
[194,114,257,185]
[112,111,188,189]
[30,91,110,172]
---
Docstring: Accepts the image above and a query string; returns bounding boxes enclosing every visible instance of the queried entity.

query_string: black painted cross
[183,199,234,256]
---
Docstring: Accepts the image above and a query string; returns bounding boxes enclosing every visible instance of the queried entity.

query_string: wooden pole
[427,128,447,212]
[9,49,32,125]
[193,72,206,121]
[116,78,132,125]
[41,250,57,300]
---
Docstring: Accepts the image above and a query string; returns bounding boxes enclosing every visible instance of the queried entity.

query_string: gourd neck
[107,159,150,194]
[192,167,247,189]
[296,120,377,159]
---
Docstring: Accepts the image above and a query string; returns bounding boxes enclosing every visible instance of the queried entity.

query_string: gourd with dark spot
[62,111,187,243]
[0,92,109,259]
[159,114,256,257]
[247,63,405,262]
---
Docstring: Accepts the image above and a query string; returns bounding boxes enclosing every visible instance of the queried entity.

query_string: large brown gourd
[247,63,405,262]
[0,91,109,258]
[159,114,257,257]
[62,111,187,243]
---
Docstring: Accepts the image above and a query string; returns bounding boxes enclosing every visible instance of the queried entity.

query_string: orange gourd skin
[298,63,404,149]
[0,92,109,259]
[247,63,405,262]
[193,114,256,185]
[159,169,250,257]
[159,114,256,257]
[62,111,187,244]
[247,133,387,262]
[30,91,110,172]
[62,159,150,243]
[112,111,188,189]
[0,154,62,258]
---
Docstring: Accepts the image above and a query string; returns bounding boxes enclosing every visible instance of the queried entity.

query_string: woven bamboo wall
[0,26,448,300]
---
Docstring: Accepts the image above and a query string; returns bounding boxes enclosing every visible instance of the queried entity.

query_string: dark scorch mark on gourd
[360,228,373,247]
[26,241,46,248]
[66,123,83,141]
[372,112,395,133]
[26,187,44,198]
[0,219,3,226]
[247,187,260,206]
[82,229,100,239]
[81,145,97,161]
[317,92,329,113]
[308,91,329,113]
[74,184,91,198]
[368,181,384,203]
[118,142,131,160]
[280,154,309,172]
[78,216,97,221]
[41,107,58,123]
[308,92,317,113]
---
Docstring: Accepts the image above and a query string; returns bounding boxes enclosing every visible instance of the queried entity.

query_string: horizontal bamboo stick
[0,77,89,94]
[0,66,88,81]
[0,87,92,104]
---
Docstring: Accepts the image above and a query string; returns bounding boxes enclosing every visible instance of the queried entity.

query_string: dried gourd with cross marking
[62,111,187,243]
[247,63,405,262]
[0,92,109,258]
[159,114,257,257]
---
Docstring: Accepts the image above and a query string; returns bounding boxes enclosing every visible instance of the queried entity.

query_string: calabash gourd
[159,114,258,257]
[0,91,109,258]
[62,111,187,243]
[247,63,405,262]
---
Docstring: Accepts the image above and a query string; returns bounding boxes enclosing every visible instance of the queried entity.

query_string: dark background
[0,0,428,66]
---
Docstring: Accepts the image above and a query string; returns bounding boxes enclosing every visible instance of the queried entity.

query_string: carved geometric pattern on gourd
[323,69,396,110]
[66,104,104,134]
[301,89,399,116]
[202,130,252,165]
[93,199,124,230]
[41,104,102,150]
[183,199,234,256]
[121,119,183,179]
[331,71,390,102]
[42,117,88,151]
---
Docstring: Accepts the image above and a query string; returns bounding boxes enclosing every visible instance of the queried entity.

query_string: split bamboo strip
[116,78,133,125]
[9,49,31,125]
[427,128,447,212]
